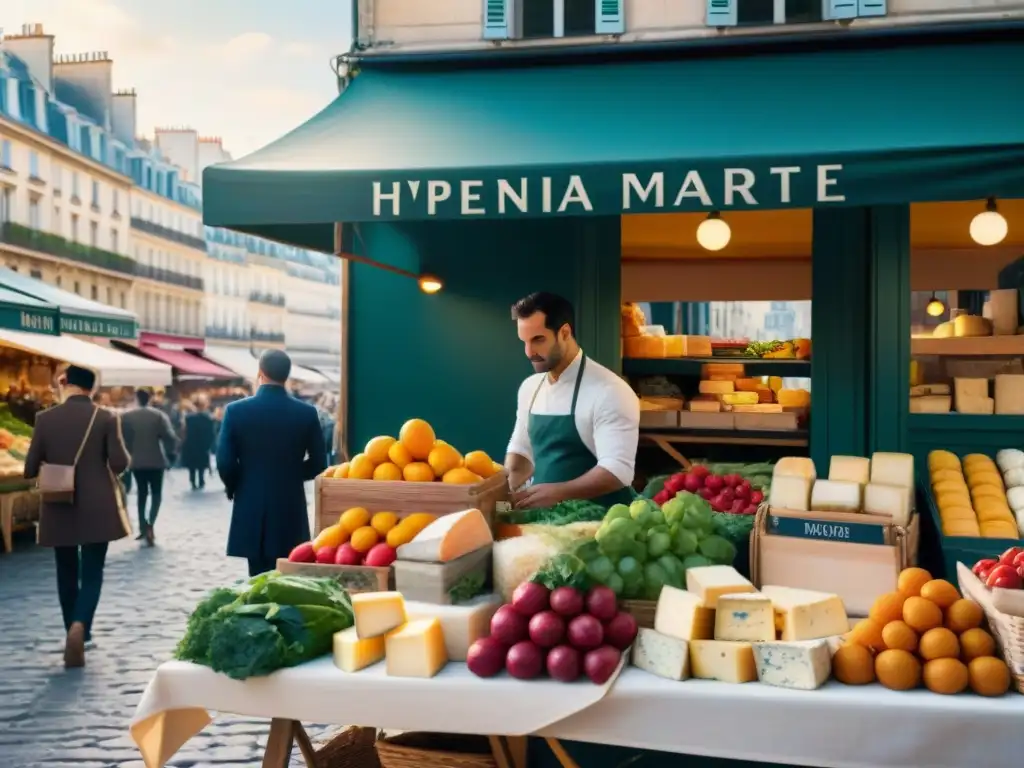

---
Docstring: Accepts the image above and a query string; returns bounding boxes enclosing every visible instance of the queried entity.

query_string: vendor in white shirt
[506,292,640,510]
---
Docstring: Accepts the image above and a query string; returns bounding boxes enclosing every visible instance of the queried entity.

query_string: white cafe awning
[290,364,329,386]
[202,345,260,381]
[0,329,172,387]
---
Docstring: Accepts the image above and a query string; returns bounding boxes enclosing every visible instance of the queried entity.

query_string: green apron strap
[569,355,587,414]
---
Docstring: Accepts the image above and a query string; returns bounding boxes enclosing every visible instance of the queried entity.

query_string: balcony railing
[134,264,204,291]
[251,330,286,343]
[0,222,135,275]
[206,326,251,341]
[286,343,338,354]
[249,291,286,307]
[288,306,341,319]
[130,217,206,251]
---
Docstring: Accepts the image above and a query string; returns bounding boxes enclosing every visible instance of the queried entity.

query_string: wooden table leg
[489,736,513,768]
[544,738,581,768]
[292,722,319,768]
[1,493,14,554]
[263,718,296,768]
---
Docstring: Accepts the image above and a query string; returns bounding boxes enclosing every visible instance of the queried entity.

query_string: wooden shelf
[640,428,809,448]
[911,335,1024,357]
[623,358,811,378]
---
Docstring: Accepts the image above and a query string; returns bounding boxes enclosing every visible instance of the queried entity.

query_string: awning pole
[335,223,350,462]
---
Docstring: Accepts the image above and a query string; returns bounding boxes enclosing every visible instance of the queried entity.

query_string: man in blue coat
[216,350,328,576]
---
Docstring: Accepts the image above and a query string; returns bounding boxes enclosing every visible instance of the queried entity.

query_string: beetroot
[603,612,639,650]
[506,641,545,680]
[335,543,363,566]
[703,475,725,493]
[546,645,582,683]
[584,646,622,685]
[549,587,585,618]
[467,638,507,678]
[566,614,604,650]
[528,610,566,648]
[689,465,710,479]
[653,490,671,506]
[490,605,529,646]
[683,474,703,493]
[315,545,338,564]
[288,542,316,563]
[664,474,686,494]
[511,581,550,617]
[585,586,618,622]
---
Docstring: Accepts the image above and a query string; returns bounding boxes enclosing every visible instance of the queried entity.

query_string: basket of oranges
[831,566,1015,696]
[956,561,1024,694]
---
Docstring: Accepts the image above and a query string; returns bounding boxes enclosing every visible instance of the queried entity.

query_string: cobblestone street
[0,470,327,768]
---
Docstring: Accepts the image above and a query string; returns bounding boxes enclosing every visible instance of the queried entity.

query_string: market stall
[202,344,260,381]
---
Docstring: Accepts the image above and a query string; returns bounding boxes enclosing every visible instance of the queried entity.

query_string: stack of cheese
[932,314,992,339]
[996,449,1024,536]
[767,454,914,526]
[929,451,1019,539]
[690,363,810,414]
[630,564,850,690]
[334,509,502,675]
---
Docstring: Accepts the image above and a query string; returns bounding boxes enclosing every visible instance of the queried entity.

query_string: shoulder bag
[38,406,99,504]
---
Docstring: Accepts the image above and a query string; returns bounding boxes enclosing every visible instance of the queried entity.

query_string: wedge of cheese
[760,586,849,641]
[653,585,714,640]
[810,479,862,512]
[352,592,407,639]
[631,628,690,681]
[863,483,913,526]
[773,456,817,481]
[689,640,757,683]
[752,639,832,690]
[869,453,914,492]
[333,626,386,672]
[828,456,870,486]
[769,475,812,511]
[405,594,501,661]
[685,565,756,609]
[714,593,775,642]
[385,618,448,678]
[396,508,493,563]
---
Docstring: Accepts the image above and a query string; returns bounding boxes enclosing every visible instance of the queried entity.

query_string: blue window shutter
[706,0,737,27]
[858,0,886,16]
[483,0,510,40]
[595,0,625,34]
[826,0,858,19]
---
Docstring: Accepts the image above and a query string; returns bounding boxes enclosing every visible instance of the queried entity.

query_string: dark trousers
[54,543,108,642]
[247,555,277,578]
[122,471,132,494]
[132,469,165,531]
[188,468,206,488]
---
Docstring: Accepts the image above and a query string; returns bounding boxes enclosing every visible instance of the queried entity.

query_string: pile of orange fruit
[322,419,503,485]
[313,508,437,553]
[833,566,1012,696]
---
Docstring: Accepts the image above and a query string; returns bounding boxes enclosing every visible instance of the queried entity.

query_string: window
[29,151,40,179]
[91,285,98,300]
[706,0,885,26]
[71,172,80,200]
[91,180,100,209]
[56,275,62,287]
[0,139,11,169]
[29,198,40,230]
[120,291,126,308]
[74,281,81,295]
[112,189,120,215]
[0,187,12,222]
[53,165,62,193]
[106,286,113,305]
[52,206,61,235]
[70,214,79,242]
[90,221,98,247]
[30,269,42,280]
[486,0,623,39]
[111,229,118,253]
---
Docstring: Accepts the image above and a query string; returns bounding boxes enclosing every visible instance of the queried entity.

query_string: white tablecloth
[131,658,1024,768]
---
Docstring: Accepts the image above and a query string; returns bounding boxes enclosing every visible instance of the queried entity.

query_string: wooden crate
[315,472,509,535]
[276,559,392,593]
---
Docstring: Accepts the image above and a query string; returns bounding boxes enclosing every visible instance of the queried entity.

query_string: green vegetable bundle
[175,572,354,680]
[501,498,607,526]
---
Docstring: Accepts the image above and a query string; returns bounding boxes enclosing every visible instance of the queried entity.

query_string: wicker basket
[316,726,381,768]
[620,599,656,629]
[375,732,497,768]
[955,562,1024,694]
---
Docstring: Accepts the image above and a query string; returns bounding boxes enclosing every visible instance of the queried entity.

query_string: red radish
[743,504,758,515]
[528,610,566,648]
[689,465,710,479]
[467,638,507,678]
[584,646,622,684]
[490,605,529,645]
[506,641,545,680]
[363,543,397,567]
[719,488,734,503]
[710,495,726,512]
[734,483,751,500]
[683,474,703,493]
[546,645,582,682]
[335,543,363,566]
[723,473,744,487]
[567,614,604,650]
[653,490,671,506]
[731,499,746,514]
[550,587,585,618]
[316,545,338,565]
[603,612,639,650]
[698,487,715,500]
[750,490,765,505]
[512,582,550,617]
[664,475,686,494]
[704,475,725,493]
[288,542,316,563]
[585,586,618,622]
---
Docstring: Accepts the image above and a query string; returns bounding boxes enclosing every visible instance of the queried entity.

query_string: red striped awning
[136,345,237,379]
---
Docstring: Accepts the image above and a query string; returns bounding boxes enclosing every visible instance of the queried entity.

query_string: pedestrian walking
[120,389,178,546]
[182,395,216,490]
[217,350,328,577]
[22,365,131,668]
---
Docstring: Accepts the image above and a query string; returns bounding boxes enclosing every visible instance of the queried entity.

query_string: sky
[0,0,353,158]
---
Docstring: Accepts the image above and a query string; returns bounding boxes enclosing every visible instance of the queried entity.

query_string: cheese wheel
[933,480,969,497]
[939,505,977,521]
[930,468,964,485]
[928,450,961,472]
[971,485,1006,502]
[967,471,1004,490]
[943,521,981,537]
[936,490,972,508]
[963,453,996,467]
[974,498,1012,515]
[980,521,1019,538]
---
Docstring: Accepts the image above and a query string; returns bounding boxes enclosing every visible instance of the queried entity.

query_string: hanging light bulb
[926,294,946,317]
[696,211,731,252]
[418,274,443,294]
[969,198,1009,246]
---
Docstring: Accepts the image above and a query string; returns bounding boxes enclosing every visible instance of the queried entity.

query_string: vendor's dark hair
[511,292,575,336]
[64,366,96,392]
[136,389,152,406]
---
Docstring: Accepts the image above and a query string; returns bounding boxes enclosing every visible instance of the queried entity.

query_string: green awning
[204,39,1024,241]
[0,287,59,335]
[0,267,138,339]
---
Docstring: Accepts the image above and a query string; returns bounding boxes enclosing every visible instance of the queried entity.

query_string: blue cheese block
[714,593,775,642]
[752,639,832,690]
[631,628,690,681]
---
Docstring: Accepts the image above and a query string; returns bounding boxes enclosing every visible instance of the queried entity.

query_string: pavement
[0,470,333,768]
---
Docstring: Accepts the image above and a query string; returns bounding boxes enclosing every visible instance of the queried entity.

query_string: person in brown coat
[23,365,131,668]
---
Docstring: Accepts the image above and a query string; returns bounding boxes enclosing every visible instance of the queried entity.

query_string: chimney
[1,23,56,93]
[155,127,200,183]
[52,50,114,130]
[111,88,137,146]
[198,136,233,174]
